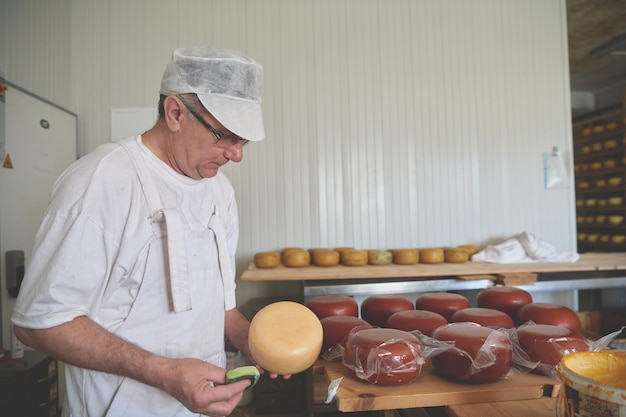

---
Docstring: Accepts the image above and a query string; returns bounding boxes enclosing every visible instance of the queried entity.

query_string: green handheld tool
[226,365,260,389]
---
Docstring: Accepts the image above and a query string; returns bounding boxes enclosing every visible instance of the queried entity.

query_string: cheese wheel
[282,250,310,268]
[305,295,358,319]
[415,292,470,321]
[248,301,323,375]
[312,249,340,267]
[392,249,419,265]
[444,248,470,263]
[516,302,581,332]
[451,307,515,329]
[254,251,281,269]
[281,247,303,255]
[517,324,588,376]
[386,309,448,336]
[476,286,533,320]
[419,248,444,264]
[343,328,423,385]
[361,295,415,327]
[457,245,479,256]
[431,323,512,383]
[320,315,371,352]
[341,250,368,266]
[368,250,393,265]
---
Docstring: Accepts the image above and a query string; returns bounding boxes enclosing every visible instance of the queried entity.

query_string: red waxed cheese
[386,310,448,336]
[415,292,471,321]
[476,286,533,320]
[305,295,359,319]
[361,295,414,327]
[515,302,581,332]
[320,315,372,353]
[431,323,513,383]
[343,328,423,385]
[451,307,515,329]
[516,324,589,376]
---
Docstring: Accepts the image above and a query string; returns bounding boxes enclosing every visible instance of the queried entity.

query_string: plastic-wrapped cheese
[305,294,358,319]
[248,301,323,375]
[516,302,581,332]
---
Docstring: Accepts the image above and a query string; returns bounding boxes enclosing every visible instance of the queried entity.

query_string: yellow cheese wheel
[283,250,311,267]
[248,301,323,375]
[591,125,604,134]
[333,247,354,254]
[254,251,281,269]
[604,159,617,169]
[312,249,340,267]
[368,250,393,265]
[457,245,479,256]
[392,249,419,265]
[341,250,368,266]
[420,248,444,264]
[444,248,470,263]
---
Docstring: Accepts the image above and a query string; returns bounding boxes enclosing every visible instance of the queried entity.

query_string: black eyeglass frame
[182,102,249,147]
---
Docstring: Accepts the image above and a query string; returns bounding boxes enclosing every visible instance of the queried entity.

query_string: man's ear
[163,95,184,132]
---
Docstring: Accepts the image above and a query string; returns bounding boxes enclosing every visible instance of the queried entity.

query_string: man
[12,46,276,416]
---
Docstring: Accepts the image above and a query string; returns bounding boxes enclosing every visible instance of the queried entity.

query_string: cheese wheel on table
[386,309,448,336]
[444,248,470,263]
[343,328,424,385]
[305,294,358,319]
[516,323,588,376]
[254,251,281,269]
[415,292,470,321]
[476,286,533,320]
[516,302,581,332]
[361,295,414,327]
[248,301,323,375]
[341,249,368,266]
[368,250,393,265]
[312,249,340,267]
[283,249,311,268]
[451,307,515,329]
[419,248,444,264]
[457,245,479,257]
[431,323,512,383]
[392,249,419,265]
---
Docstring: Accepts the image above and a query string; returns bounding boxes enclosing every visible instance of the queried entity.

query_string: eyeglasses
[182,102,249,148]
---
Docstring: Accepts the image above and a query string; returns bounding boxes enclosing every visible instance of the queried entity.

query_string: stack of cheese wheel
[254,251,281,269]
[476,286,533,321]
[392,249,419,265]
[320,315,372,353]
[419,248,444,264]
[343,328,424,385]
[451,307,515,329]
[415,292,470,321]
[431,322,513,383]
[282,248,311,268]
[361,295,414,327]
[386,310,448,336]
[305,294,358,319]
[516,323,589,376]
[341,249,368,266]
[311,249,340,267]
[516,302,581,332]
[248,301,323,375]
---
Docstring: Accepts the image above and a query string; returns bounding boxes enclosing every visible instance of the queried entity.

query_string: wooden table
[312,359,559,413]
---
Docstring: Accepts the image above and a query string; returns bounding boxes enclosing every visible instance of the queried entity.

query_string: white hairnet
[160,46,265,141]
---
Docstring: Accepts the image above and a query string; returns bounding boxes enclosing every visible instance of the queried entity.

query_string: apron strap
[118,137,192,313]
[208,210,234,300]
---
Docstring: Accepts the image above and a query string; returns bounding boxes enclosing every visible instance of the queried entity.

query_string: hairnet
[160,46,265,141]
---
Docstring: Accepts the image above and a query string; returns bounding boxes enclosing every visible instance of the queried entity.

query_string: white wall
[0,0,576,309]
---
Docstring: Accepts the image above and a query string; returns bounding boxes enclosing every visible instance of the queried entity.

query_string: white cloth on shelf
[471,231,579,264]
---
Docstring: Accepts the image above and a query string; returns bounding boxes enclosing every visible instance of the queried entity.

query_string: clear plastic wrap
[429,322,513,383]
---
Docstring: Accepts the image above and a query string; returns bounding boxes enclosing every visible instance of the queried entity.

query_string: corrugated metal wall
[1,0,575,303]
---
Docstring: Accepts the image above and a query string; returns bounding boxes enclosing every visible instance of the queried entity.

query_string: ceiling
[567,0,626,93]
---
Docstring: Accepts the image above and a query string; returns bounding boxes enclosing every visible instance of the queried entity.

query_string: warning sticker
[3,153,13,169]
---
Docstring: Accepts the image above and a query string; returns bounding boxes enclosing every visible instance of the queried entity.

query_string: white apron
[63,137,234,417]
